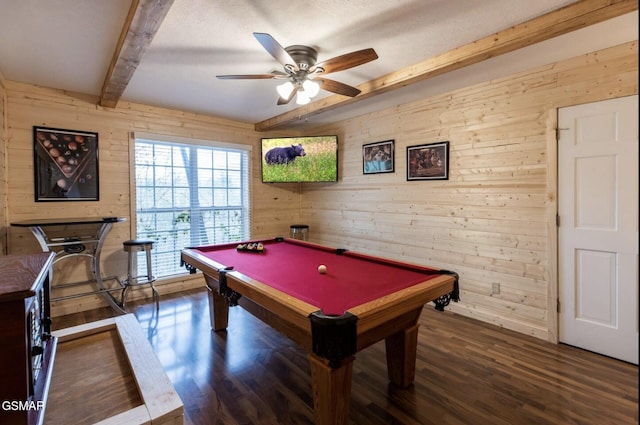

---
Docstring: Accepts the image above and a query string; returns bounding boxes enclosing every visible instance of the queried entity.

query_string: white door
[558,95,638,365]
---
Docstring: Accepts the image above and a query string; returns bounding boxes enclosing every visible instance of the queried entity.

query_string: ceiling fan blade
[315,77,361,97]
[253,32,299,71]
[270,70,290,78]
[277,87,298,105]
[311,48,378,74]
[216,74,275,79]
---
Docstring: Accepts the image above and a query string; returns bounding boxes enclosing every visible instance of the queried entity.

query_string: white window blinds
[133,133,251,279]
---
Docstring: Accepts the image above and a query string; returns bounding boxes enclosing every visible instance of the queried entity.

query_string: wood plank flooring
[53,289,638,425]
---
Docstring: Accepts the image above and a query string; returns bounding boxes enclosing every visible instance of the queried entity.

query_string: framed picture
[406,141,450,181]
[33,126,99,201]
[363,139,394,174]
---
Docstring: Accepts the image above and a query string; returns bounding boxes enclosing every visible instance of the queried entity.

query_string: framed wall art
[363,139,394,174]
[406,141,449,181]
[33,126,99,201]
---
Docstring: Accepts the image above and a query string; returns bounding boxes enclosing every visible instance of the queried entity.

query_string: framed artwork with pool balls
[33,126,99,201]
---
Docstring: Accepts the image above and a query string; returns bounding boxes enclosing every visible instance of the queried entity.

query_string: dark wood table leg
[205,276,229,331]
[308,353,354,425]
[385,323,419,387]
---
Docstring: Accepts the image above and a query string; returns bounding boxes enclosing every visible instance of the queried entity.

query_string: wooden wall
[1,41,637,341]
[3,82,301,315]
[0,74,7,255]
[301,41,638,342]
[0,74,6,256]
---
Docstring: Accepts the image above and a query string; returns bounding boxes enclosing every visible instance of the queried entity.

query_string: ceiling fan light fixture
[296,91,311,105]
[219,33,378,105]
[302,79,320,98]
[276,81,295,99]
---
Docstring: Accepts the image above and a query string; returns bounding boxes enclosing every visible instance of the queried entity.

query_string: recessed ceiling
[0,0,637,130]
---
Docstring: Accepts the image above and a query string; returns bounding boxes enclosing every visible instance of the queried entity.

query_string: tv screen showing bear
[261,136,338,183]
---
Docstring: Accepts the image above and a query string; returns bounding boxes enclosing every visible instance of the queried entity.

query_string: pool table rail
[350,274,455,332]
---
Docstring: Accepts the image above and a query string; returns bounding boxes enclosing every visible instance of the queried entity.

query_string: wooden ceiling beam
[255,0,638,131]
[99,0,174,108]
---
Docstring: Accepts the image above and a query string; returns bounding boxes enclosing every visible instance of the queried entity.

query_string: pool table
[180,237,458,425]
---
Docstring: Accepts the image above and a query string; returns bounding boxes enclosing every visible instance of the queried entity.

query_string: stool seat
[121,239,158,312]
[123,240,154,249]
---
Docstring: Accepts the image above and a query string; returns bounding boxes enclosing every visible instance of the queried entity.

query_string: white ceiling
[0,0,637,130]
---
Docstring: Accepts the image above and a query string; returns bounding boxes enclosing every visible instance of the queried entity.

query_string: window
[134,133,251,279]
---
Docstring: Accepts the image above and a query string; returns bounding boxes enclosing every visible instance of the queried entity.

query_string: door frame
[545,108,559,344]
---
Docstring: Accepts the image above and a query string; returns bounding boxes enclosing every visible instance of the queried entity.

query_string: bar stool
[121,239,159,312]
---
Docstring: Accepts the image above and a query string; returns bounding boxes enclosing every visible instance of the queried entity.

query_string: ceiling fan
[217,32,378,105]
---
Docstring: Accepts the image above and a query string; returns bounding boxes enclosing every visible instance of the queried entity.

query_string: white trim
[133,131,252,152]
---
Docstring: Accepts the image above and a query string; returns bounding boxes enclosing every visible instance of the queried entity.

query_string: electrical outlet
[492,282,500,294]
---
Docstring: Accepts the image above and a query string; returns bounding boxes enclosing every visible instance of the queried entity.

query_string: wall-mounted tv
[261,135,338,183]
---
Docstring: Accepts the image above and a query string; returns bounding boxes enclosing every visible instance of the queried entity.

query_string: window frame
[132,132,252,280]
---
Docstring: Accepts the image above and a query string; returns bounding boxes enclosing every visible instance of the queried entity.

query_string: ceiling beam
[255,0,638,131]
[99,0,174,108]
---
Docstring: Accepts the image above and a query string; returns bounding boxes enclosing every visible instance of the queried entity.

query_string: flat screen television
[261,135,338,183]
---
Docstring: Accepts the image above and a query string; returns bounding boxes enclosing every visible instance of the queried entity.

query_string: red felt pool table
[181,237,458,425]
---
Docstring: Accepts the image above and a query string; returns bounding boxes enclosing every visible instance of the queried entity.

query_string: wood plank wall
[0,74,7,255]
[301,41,638,342]
[1,41,637,341]
[2,82,301,315]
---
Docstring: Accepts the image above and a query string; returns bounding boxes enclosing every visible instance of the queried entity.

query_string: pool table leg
[308,354,354,425]
[384,323,419,387]
[205,278,229,331]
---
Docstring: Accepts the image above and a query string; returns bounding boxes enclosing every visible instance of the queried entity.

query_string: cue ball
[318,265,327,274]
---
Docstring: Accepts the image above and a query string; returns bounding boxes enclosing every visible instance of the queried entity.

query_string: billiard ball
[318,265,327,274]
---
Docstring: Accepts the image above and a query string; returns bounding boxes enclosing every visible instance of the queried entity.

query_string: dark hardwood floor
[53,288,638,425]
